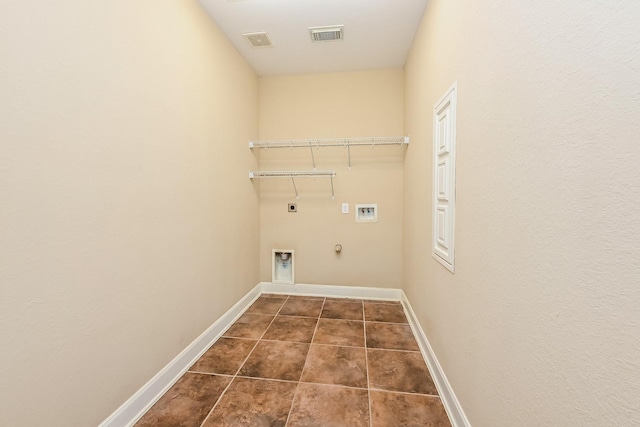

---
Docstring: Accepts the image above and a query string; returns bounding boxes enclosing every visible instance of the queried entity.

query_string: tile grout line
[300,296,326,377]
[366,320,410,326]
[198,294,289,427]
[272,314,327,320]
[213,336,262,342]
[366,346,423,354]
[295,379,367,391]
[368,387,443,399]
[363,300,373,427]
[284,295,326,427]
[187,371,235,378]
[261,340,364,353]
[196,358,239,427]
[187,373,446,397]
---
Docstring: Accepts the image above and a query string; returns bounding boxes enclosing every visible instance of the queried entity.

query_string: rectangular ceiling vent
[243,32,273,48]
[309,25,344,43]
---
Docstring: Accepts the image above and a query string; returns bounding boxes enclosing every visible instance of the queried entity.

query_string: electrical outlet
[288,203,297,213]
[342,203,349,214]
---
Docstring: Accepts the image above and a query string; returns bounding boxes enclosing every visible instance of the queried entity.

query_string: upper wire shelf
[249,136,409,170]
[249,136,409,149]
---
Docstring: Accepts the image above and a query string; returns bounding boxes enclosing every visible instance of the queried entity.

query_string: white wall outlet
[342,203,349,214]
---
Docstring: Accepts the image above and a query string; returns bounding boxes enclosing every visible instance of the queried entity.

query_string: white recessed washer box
[355,204,377,222]
[272,249,295,285]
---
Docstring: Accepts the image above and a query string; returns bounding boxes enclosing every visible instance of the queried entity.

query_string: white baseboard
[401,291,471,427]
[99,282,469,427]
[98,283,262,427]
[260,281,403,301]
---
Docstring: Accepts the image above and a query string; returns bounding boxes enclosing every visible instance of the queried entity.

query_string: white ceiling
[198,0,429,76]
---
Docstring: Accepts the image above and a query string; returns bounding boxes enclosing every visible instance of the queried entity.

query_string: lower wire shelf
[249,170,336,199]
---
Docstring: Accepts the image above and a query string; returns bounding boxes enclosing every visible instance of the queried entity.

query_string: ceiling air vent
[309,25,344,43]
[243,32,273,48]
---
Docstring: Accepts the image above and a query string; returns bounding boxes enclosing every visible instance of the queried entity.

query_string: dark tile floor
[135,294,452,427]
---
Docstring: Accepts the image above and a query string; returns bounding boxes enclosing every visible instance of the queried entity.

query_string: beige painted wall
[0,1,259,425]
[258,70,404,288]
[404,1,640,426]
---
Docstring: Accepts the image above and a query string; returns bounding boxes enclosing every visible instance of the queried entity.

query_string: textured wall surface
[403,0,640,425]
[0,1,259,425]
[258,70,405,288]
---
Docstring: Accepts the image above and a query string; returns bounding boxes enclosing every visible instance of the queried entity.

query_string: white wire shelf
[248,136,409,149]
[249,170,336,199]
[249,136,408,170]
[249,170,336,178]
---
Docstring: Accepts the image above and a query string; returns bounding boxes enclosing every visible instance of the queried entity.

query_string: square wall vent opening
[309,25,344,42]
[243,32,273,48]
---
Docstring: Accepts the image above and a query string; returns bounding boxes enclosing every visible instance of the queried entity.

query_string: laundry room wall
[403,0,640,425]
[0,0,259,425]
[258,69,404,288]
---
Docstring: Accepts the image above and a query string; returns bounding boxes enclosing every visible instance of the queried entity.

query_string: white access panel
[432,83,457,272]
